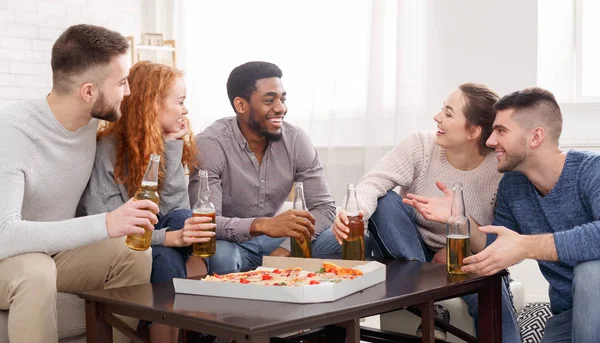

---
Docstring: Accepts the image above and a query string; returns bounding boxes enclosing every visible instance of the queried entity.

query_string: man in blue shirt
[462,87,600,342]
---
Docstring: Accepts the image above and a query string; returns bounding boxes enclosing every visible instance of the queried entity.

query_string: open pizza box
[173,256,386,304]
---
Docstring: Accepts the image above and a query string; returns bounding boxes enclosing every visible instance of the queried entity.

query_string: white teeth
[269,118,282,123]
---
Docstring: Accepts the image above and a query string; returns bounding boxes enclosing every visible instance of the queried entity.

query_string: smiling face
[158,77,188,135]
[486,108,529,173]
[244,77,287,141]
[433,89,476,150]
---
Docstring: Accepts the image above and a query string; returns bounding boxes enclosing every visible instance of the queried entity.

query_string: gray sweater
[78,134,190,245]
[0,99,108,260]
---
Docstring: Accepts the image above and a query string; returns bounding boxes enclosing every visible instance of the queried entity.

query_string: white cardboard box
[173,257,387,304]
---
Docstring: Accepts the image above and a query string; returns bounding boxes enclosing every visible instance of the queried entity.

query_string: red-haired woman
[79,61,214,342]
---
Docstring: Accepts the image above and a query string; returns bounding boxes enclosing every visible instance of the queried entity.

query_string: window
[182,0,372,132]
[538,0,600,103]
[576,0,600,101]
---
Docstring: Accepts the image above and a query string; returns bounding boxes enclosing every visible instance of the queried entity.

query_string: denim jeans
[368,191,521,342]
[208,228,343,274]
[150,209,194,283]
[541,260,600,343]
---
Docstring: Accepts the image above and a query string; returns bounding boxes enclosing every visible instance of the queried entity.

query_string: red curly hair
[99,61,198,196]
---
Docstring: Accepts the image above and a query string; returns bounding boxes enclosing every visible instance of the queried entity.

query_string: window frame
[574,0,600,102]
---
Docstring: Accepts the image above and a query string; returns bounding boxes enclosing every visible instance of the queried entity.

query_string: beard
[248,109,282,142]
[497,140,528,173]
[91,91,121,122]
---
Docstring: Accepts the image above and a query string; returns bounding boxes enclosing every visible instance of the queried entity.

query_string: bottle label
[141,181,158,187]
[193,209,215,214]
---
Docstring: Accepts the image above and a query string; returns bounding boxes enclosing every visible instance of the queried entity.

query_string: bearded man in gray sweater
[0,25,158,343]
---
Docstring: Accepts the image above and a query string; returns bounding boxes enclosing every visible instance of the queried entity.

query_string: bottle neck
[293,182,307,211]
[142,159,159,183]
[344,187,359,215]
[196,174,214,209]
[450,186,465,217]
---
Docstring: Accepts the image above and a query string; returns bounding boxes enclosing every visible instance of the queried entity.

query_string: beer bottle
[342,184,365,260]
[446,183,471,274]
[192,170,216,258]
[126,154,160,251]
[290,182,312,258]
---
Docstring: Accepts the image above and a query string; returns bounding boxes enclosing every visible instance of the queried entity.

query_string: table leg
[85,300,113,343]
[478,277,502,342]
[419,300,435,343]
[335,318,360,343]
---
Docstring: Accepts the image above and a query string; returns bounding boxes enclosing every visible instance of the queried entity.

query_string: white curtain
[170,0,444,202]
[171,0,541,203]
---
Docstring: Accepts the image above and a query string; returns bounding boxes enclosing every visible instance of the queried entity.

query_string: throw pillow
[518,302,553,343]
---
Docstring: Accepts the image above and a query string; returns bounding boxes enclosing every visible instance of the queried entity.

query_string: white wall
[417,0,538,112]
[142,0,174,39]
[0,0,143,109]
[537,0,575,103]
[366,0,540,172]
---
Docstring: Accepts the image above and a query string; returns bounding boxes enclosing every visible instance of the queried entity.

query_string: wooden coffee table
[80,259,504,343]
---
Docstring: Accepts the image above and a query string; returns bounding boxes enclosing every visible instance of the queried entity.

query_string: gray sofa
[0,292,86,343]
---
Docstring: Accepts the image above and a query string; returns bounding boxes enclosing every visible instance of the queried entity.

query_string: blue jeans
[208,228,343,274]
[368,191,520,342]
[541,260,600,343]
[150,209,194,283]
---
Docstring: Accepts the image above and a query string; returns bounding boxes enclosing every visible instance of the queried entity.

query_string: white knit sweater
[356,131,502,249]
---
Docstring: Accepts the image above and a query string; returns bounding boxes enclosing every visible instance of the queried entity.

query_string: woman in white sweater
[332,83,520,342]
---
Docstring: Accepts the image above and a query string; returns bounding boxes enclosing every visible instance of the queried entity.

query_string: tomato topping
[306,272,316,277]
[262,274,273,280]
[309,280,320,285]
[272,269,282,274]
[240,278,250,284]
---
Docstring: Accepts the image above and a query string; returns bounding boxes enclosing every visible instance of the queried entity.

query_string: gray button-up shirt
[188,117,335,251]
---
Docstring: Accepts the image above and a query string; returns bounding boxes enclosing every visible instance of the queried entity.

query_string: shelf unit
[126,36,177,67]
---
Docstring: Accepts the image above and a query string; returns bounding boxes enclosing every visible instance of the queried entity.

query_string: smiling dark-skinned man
[188,61,340,274]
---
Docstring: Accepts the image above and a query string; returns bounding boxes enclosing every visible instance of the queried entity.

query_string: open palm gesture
[402,181,452,224]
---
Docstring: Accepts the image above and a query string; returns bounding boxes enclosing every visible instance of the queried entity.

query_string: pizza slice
[321,262,364,277]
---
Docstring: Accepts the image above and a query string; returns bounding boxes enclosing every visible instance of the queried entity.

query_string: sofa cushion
[0,292,86,343]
